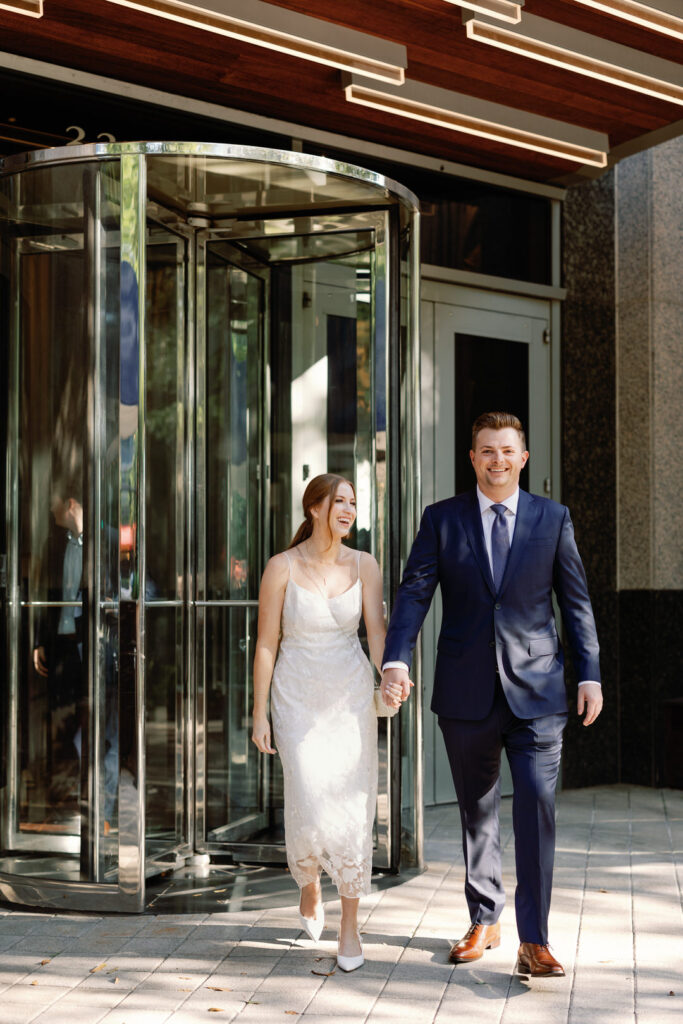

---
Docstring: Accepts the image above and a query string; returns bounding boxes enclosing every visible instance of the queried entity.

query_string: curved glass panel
[0,160,121,885]
[0,143,420,911]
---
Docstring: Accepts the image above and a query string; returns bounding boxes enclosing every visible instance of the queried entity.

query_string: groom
[381,411,602,977]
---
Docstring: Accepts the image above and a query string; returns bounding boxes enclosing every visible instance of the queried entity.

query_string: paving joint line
[176,918,289,1022]
[565,789,596,1024]
[660,789,683,914]
[360,857,456,1023]
[628,787,639,1024]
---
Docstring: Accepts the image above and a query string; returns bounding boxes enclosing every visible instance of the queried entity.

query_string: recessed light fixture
[438,0,523,24]
[0,0,42,15]
[464,12,683,106]
[343,75,608,167]
[571,0,683,42]
[103,0,407,84]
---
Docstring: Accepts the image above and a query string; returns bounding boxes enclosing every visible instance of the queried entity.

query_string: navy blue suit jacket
[383,489,601,720]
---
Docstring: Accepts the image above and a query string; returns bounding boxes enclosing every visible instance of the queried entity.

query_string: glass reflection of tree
[144,249,183,837]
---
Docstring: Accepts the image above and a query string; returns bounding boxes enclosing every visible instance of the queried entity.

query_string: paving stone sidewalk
[0,785,681,1024]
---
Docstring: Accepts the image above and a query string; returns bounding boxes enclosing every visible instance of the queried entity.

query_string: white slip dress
[270,549,378,898]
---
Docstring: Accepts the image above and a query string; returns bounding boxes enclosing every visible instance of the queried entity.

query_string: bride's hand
[381,667,412,708]
[251,714,276,754]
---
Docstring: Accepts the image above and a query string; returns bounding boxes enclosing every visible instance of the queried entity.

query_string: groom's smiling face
[470,427,529,500]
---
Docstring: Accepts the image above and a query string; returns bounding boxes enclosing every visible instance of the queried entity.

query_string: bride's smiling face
[313,481,357,539]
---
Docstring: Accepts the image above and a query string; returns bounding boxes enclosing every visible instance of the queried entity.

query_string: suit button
[494,603,501,610]
[489,641,495,648]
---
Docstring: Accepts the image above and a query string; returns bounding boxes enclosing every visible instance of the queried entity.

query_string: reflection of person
[381,412,603,977]
[34,484,118,830]
[33,489,85,814]
[252,474,387,973]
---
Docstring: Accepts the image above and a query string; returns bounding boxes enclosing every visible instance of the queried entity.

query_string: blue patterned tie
[490,504,510,592]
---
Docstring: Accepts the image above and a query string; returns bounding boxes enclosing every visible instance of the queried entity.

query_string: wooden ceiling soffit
[102,0,407,83]
[463,10,683,106]
[343,74,609,167]
[570,0,683,42]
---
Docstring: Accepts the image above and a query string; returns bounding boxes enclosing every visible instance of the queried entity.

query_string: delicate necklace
[300,541,337,587]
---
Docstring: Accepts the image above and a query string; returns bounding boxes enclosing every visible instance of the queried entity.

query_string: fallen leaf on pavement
[207,986,232,991]
[311,956,336,977]
[89,963,107,973]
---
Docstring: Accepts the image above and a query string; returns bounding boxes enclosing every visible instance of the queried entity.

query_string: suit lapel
[461,490,495,596]
[498,489,540,597]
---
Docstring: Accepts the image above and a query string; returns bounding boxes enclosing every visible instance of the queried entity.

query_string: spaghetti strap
[283,550,292,577]
[355,548,362,582]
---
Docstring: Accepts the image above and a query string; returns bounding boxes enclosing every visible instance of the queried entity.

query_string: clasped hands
[380,667,414,710]
[381,670,603,725]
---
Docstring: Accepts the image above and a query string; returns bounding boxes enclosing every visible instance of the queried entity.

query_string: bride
[252,473,400,971]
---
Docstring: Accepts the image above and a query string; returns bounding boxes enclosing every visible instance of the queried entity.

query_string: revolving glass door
[0,143,420,911]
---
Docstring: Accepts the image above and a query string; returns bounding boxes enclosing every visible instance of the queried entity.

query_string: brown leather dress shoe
[517,943,565,977]
[449,922,501,963]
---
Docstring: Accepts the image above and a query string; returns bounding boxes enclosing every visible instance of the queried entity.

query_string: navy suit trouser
[439,682,567,945]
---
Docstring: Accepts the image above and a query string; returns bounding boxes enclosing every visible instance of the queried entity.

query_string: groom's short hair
[471,412,526,451]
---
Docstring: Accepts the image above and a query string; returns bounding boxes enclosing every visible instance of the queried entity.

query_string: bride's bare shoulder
[261,551,292,587]
[358,550,381,579]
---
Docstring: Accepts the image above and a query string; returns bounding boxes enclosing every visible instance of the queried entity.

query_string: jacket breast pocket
[528,636,559,656]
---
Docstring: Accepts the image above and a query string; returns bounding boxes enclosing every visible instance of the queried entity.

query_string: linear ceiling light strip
[344,80,608,167]
[465,15,683,105]
[438,0,523,24]
[571,0,683,41]
[103,0,406,84]
[0,0,42,15]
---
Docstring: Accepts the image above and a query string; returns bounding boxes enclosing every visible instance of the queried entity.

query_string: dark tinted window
[419,180,550,284]
[455,333,529,493]
[304,147,551,285]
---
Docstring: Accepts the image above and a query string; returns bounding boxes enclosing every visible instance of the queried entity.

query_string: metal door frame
[419,279,555,807]
[192,233,268,855]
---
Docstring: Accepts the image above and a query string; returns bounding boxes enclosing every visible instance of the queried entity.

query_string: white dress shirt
[383,486,599,689]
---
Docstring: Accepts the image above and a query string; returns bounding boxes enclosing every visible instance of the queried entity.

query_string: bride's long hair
[288,473,356,549]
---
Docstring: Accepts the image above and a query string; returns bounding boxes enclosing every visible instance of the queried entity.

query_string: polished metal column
[117,153,147,910]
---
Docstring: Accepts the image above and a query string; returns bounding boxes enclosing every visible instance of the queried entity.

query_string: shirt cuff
[382,661,409,673]
[578,680,601,687]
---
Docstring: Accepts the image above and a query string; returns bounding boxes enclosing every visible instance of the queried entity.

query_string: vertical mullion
[185,228,196,854]
[175,237,188,850]
[118,153,146,908]
[83,164,102,880]
[408,203,423,871]
[5,211,21,848]
[194,231,207,852]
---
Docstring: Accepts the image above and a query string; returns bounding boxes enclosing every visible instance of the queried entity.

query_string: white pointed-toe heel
[337,930,364,972]
[298,902,325,942]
